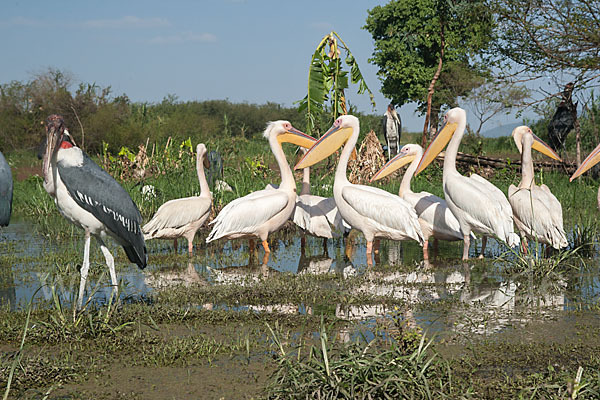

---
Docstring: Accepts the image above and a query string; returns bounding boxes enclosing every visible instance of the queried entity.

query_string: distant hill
[481,122,522,138]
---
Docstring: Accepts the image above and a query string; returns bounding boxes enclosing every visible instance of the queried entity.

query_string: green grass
[266,321,457,399]
[10,128,600,232]
[4,134,600,398]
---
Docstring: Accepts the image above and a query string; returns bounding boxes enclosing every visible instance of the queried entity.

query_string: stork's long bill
[43,115,65,182]
[294,123,353,170]
[571,141,600,181]
[414,121,458,175]
[371,151,416,182]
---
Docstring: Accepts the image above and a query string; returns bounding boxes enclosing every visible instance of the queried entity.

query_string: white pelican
[143,143,212,255]
[42,115,146,309]
[570,140,600,210]
[371,143,467,260]
[293,155,345,248]
[266,155,345,253]
[508,126,568,251]
[206,121,315,256]
[414,108,519,260]
[296,115,424,264]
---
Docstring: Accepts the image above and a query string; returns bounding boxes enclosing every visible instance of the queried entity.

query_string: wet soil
[2,218,600,398]
[56,357,272,400]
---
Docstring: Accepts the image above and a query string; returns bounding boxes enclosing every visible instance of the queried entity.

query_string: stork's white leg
[422,239,429,261]
[97,237,118,303]
[77,231,92,309]
[462,234,470,260]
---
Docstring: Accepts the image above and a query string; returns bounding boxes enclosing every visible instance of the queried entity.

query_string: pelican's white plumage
[206,121,315,254]
[296,115,424,264]
[372,144,466,259]
[293,162,344,240]
[143,143,212,255]
[415,108,519,259]
[508,126,568,250]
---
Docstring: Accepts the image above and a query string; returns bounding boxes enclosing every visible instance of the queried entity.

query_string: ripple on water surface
[2,220,600,340]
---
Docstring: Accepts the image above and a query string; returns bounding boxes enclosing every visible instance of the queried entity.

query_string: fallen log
[438,151,577,174]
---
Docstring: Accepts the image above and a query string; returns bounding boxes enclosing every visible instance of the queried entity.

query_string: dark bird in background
[206,150,223,189]
[41,115,147,309]
[382,103,402,159]
[0,151,13,227]
[548,82,577,154]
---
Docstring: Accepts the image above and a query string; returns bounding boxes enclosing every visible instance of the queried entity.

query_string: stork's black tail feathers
[123,243,147,269]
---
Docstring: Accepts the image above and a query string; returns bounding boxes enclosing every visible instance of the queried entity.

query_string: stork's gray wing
[58,152,147,268]
[0,151,13,227]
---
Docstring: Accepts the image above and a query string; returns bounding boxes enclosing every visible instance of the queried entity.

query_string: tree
[464,80,530,135]
[492,0,600,86]
[364,0,495,145]
[297,31,376,135]
[491,0,600,166]
[421,62,489,133]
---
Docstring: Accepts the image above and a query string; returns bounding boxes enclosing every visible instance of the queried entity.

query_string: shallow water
[1,219,599,340]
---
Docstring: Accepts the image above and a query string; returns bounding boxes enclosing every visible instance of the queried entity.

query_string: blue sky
[1,0,525,133]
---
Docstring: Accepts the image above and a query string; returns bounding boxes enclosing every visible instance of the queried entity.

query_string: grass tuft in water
[500,245,582,282]
[265,321,457,399]
[571,213,600,258]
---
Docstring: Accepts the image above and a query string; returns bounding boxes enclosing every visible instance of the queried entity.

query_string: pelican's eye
[334,118,342,127]
[284,123,292,130]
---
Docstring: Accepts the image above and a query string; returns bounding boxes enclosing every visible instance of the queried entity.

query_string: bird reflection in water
[296,237,334,275]
[144,261,206,290]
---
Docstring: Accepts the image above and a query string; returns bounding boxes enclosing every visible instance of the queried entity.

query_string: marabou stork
[42,115,147,309]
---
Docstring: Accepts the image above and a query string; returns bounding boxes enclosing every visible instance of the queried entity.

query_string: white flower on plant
[215,180,233,192]
[141,184,156,200]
